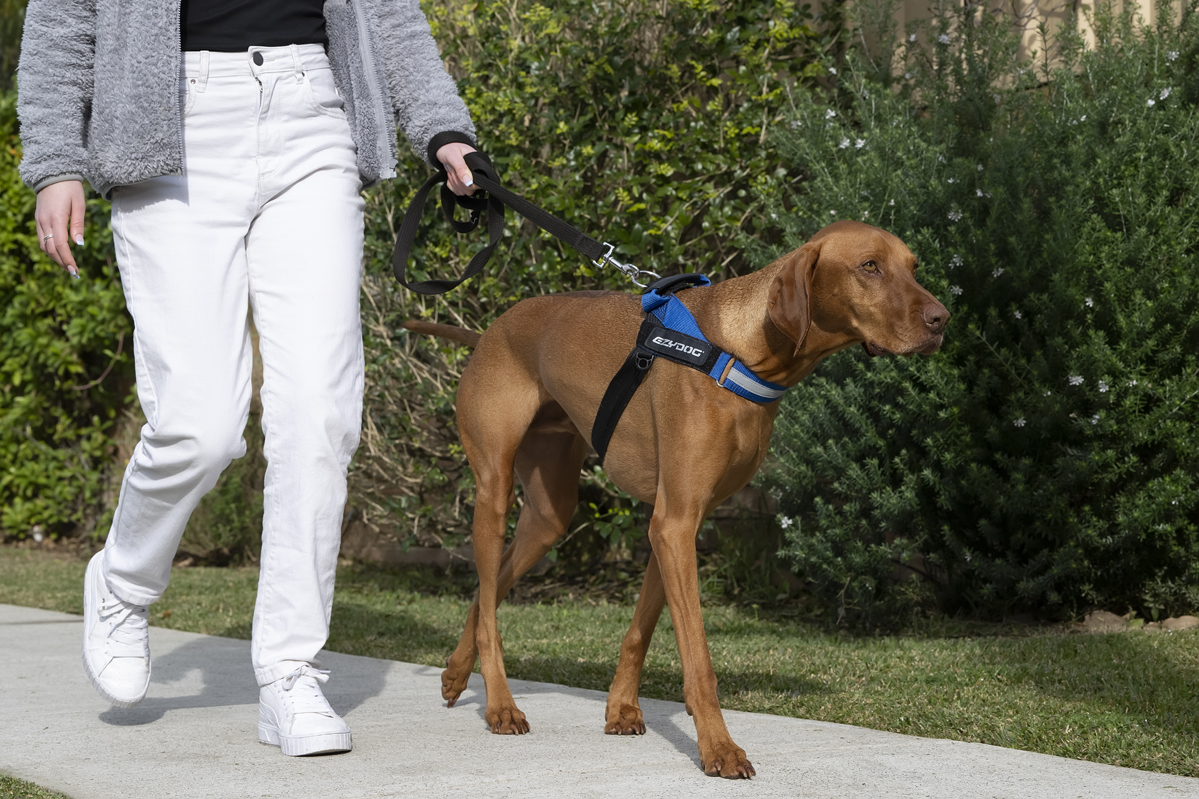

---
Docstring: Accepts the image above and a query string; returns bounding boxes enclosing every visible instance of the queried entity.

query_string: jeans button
[252,52,264,66]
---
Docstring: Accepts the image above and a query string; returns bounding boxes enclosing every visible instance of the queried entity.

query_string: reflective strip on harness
[590,277,789,462]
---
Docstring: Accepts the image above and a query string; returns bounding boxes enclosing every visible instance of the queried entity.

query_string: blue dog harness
[590,274,788,461]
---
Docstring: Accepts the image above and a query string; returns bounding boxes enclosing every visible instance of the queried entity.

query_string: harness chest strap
[590,276,788,462]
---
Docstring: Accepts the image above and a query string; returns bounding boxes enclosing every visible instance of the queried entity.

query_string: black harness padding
[591,274,713,462]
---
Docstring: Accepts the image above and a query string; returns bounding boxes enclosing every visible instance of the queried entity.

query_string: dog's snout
[922,302,949,334]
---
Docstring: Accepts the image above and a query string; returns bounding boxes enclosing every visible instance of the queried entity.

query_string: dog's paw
[441,665,471,707]
[604,703,646,735]
[701,742,755,779]
[486,705,530,735]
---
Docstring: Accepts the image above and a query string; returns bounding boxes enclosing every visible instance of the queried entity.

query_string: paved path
[3,603,1197,799]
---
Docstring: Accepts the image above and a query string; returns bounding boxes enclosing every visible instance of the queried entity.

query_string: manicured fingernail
[464,177,474,186]
[74,235,85,246]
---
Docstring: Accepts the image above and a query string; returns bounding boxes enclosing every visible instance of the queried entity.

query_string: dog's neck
[684,262,856,388]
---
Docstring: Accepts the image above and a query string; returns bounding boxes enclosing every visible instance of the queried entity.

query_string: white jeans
[103,44,365,686]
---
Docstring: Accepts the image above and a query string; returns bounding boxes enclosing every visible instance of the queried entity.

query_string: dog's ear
[767,242,820,355]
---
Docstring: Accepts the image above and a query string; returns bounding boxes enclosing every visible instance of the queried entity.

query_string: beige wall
[887,0,1182,59]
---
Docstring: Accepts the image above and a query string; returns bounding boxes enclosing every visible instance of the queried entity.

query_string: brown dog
[404,220,948,778]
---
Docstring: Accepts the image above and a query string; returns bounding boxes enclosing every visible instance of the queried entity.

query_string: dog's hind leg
[604,551,666,734]
[442,431,588,710]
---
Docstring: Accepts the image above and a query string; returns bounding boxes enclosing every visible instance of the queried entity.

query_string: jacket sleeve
[373,0,476,166]
[17,0,97,191]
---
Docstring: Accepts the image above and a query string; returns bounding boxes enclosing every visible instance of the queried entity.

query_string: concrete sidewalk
[3,603,1197,799]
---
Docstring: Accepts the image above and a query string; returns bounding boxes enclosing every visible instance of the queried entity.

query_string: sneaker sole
[82,553,148,709]
[259,723,352,756]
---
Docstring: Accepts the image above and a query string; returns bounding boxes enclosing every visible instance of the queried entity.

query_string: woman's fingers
[435,142,478,196]
[34,181,85,276]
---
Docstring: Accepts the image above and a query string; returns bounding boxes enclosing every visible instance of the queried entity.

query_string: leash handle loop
[390,151,653,295]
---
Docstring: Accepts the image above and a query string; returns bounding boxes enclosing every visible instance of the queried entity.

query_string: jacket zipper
[173,0,185,176]
[349,0,398,179]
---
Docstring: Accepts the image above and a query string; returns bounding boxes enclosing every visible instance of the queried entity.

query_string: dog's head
[768,220,949,359]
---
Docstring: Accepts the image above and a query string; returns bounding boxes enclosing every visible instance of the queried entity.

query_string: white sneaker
[82,550,151,707]
[259,665,353,756]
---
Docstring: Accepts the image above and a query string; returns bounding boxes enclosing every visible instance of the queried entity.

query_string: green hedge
[0,93,132,539]
[761,3,1199,622]
[0,1,827,557]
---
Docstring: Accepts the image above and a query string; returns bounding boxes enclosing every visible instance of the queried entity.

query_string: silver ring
[42,234,53,243]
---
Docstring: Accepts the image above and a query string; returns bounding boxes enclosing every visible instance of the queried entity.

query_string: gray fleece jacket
[17,0,476,198]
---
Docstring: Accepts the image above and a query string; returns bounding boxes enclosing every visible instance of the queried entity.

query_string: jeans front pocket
[302,68,346,119]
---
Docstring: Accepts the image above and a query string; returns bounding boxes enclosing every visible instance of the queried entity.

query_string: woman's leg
[239,45,365,689]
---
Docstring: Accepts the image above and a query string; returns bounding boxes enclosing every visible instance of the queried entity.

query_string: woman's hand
[35,180,86,277]
[436,142,478,196]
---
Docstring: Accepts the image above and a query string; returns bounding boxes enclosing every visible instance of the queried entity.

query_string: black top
[180,0,328,52]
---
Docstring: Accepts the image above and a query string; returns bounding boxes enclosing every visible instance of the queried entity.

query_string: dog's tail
[402,320,482,348]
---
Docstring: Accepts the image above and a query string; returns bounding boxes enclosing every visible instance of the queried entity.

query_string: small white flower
[1069,375,1084,386]
[938,155,946,163]
[862,210,869,219]
[1091,414,1100,425]
[1173,499,1179,505]
[855,138,866,149]
[828,67,837,75]
[965,552,972,562]
[839,137,850,149]
[1099,380,1109,392]
[1161,87,1172,100]
[1148,98,1156,107]
[950,285,963,296]
[977,164,984,171]
[976,188,984,197]
[1085,297,1094,307]
[1168,50,1180,61]
[888,199,895,206]
[950,254,963,268]
[1044,390,1052,396]
[992,267,1004,277]
[1013,310,1022,319]
[909,33,918,42]
[1128,379,1138,386]
[1014,417,1026,427]
[826,109,837,119]
[778,515,794,529]
[790,119,802,129]
[904,72,913,80]
[938,33,951,44]
[770,212,777,219]
[1081,114,1087,121]
[947,178,956,183]
[830,210,836,215]
[948,208,963,222]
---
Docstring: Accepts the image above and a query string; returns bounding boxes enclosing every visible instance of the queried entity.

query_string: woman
[18,0,477,757]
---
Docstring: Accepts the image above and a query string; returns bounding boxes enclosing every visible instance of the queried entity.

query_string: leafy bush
[761,1,1199,623]
[2,1,828,565]
[350,0,826,555]
[0,91,133,539]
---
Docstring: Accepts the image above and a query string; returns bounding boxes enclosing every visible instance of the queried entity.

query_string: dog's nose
[922,302,949,334]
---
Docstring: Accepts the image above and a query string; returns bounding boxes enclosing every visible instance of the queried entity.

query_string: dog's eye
[862,260,879,273]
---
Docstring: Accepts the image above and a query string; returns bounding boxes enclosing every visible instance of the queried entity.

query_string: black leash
[391,151,657,295]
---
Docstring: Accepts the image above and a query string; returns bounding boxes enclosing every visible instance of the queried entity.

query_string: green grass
[0,773,69,799]
[4,548,1199,778]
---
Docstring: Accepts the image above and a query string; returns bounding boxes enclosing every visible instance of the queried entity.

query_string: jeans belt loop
[196,50,210,93]
[289,44,305,83]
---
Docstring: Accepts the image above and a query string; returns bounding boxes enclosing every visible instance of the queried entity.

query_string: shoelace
[99,597,149,658]
[279,665,334,716]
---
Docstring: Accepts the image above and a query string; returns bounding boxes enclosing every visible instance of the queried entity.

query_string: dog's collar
[590,275,787,462]
[641,283,787,404]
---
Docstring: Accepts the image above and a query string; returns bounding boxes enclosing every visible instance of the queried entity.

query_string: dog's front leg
[649,506,755,778]
[606,551,666,734]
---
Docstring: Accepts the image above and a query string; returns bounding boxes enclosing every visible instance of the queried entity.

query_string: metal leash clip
[594,242,660,288]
